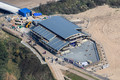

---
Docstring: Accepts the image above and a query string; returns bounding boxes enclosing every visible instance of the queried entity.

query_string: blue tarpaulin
[33,13,42,16]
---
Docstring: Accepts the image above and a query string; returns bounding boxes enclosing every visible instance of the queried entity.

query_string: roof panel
[50,44,58,49]
[40,16,81,39]
[55,41,64,46]
[19,8,31,13]
[48,37,59,45]
[38,28,45,35]
[33,26,55,41]
[47,37,68,51]
[56,42,69,50]
[42,31,49,36]
[32,26,69,51]
[45,33,54,40]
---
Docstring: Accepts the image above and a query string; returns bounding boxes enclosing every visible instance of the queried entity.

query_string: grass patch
[64,70,87,80]
[64,77,69,80]
[7,59,20,79]
[71,68,99,80]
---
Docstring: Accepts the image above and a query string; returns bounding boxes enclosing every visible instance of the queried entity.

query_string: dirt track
[0,0,52,8]
[65,5,120,80]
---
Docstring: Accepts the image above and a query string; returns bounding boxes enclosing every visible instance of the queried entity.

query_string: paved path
[21,41,46,64]
[46,60,65,80]
[34,44,66,80]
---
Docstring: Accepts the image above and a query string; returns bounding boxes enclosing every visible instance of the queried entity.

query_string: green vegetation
[71,68,99,80]
[0,40,8,80]
[64,70,87,80]
[64,77,69,80]
[0,30,54,80]
[34,0,120,15]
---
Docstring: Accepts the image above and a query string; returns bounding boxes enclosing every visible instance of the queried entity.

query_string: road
[33,44,66,80]
[21,41,46,64]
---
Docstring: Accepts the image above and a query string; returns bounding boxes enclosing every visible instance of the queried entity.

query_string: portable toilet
[18,8,32,17]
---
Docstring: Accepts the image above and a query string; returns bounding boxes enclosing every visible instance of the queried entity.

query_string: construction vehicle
[25,21,31,28]
[14,18,23,25]
[15,19,21,22]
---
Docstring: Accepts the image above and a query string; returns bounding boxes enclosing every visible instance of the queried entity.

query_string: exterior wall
[30,11,32,16]
[19,11,26,17]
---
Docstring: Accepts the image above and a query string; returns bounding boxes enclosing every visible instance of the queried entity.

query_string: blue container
[19,8,32,17]
[33,13,42,16]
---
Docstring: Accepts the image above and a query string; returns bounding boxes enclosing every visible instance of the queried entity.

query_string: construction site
[30,15,101,68]
[0,2,110,80]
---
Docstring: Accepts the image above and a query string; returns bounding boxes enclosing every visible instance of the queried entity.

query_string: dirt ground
[0,0,53,15]
[0,0,53,8]
[64,5,120,80]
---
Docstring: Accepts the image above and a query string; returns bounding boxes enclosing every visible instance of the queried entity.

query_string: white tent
[0,2,20,13]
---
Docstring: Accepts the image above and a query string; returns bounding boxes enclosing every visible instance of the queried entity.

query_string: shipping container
[33,13,42,16]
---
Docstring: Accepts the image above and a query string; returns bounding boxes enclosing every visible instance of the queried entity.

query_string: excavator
[25,21,32,28]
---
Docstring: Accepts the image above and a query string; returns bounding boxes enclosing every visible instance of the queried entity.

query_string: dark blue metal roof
[33,26,55,41]
[19,8,31,14]
[47,37,69,50]
[32,26,69,51]
[39,16,81,39]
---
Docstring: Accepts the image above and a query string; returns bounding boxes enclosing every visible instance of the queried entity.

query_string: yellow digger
[25,21,32,28]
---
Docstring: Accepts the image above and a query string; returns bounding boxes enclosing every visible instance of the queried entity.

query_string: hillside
[34,0,120,15]
[0,29,54,80]
[62,5,120,80]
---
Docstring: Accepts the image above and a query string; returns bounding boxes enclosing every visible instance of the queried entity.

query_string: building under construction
[31,16,100,66]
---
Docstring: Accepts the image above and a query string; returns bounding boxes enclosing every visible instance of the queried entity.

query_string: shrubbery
[0,31,54,80]
[0,40,8,80]
[33,0,120,15]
